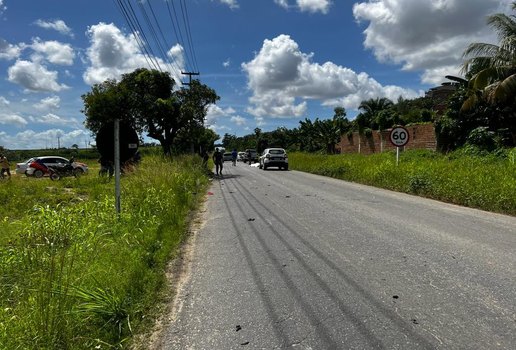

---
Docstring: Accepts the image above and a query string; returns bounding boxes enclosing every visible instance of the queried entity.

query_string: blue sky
[0,0,511,149]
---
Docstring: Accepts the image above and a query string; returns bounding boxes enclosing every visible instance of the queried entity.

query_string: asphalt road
[157,162,516,349]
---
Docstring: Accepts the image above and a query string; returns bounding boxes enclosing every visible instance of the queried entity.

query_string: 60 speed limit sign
[390,126,409,147]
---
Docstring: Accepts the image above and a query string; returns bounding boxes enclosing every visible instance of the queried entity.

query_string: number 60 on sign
[390,126,409,147]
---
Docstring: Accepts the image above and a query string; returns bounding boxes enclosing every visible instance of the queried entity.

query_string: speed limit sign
[390,126,409,147]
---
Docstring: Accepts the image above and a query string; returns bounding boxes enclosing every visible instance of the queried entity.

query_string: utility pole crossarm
[181,71,200,86]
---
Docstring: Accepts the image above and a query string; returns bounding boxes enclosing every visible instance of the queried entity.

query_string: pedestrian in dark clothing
[212,148,223,176]
[231,149,238,166]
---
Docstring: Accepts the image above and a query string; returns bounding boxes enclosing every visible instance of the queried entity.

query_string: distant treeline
[4,145,162,162]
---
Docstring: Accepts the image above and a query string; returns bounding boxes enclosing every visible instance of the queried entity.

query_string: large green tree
[82,68,219,155]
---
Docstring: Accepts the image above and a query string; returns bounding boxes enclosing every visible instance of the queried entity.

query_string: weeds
[0,154,209,349]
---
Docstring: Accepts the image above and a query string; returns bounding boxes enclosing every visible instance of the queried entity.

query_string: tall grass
[0,154,209,349]
[290,149,516,215]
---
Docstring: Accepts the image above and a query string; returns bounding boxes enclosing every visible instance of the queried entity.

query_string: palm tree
[357,98,394,153]
[461,2,516,108]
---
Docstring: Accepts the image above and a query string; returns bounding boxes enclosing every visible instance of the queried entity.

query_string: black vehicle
[48,158,80,180]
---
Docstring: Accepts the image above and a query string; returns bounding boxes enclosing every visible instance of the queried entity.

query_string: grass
[0,154,209,349]
[289,149,516,216]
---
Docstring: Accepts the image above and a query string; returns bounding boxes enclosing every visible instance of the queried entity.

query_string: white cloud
[352,0,513,84]
[83,22,184,86]
[230,115,246,126]
[242,34,419,118]
[0,128,90,150]
[8,60,69,92]
[0,112,28,127]
[34,96,60,111]
[0,96,9,106]
[34,19,74,38]
[297,0,331,14]
[32,113,81,128]
[0,39,24,60]
[206,104,236,124]
[0,0,6,15]
[223,59,230,67]
[215,0,239,9]
[31,38,75,65]
[274,0,331,13]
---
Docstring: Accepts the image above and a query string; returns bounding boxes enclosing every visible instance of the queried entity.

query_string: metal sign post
[114,119,121,214]
[389,126,409,166]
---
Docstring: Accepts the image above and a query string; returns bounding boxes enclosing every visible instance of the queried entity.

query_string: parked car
[15,158,34,175]
[237,152,246,162]
[26,156,89,178]
[244,149,258,164]
[259,148,288,170]
[223,152,233,162]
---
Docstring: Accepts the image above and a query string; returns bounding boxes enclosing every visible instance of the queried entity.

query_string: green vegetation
[290,149,516,216]
[0,154,209,349]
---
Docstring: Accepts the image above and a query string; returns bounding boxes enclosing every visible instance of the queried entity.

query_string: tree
[82,68,219,155]
[462,2,516,107]
[356,98,394,153]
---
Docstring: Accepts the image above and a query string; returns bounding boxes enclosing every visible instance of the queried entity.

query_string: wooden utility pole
[181,71,199,86]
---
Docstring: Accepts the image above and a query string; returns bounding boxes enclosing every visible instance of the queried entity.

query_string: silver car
[259,148,288,170]
[15,158,34,175]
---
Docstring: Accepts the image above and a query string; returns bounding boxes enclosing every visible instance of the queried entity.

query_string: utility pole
[181,71,199,86]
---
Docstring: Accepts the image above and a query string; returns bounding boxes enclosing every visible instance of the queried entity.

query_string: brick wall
[337,124,436,154]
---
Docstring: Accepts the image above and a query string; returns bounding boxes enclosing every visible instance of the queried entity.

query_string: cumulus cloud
[0,96,9,106]
[274,0,331,13]
[0,112,28,127]
[31,38,75,65]
[83,22,184,86]
[352,0,513,84]
[0,38,24,60]
[230,115,247,126]
[34,19,74,38]
[8,60,69,92]
[0,128,90,150]
[31,113,81,128]
[0,0,6,15]
[206,104,236,124]
[242,34,419,118]
[34,96,60,111]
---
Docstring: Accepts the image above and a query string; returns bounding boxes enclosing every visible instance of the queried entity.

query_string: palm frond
[491,73,516,103]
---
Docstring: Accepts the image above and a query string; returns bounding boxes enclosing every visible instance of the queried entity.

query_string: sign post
[114,119,121,214]
[389,126,409,165]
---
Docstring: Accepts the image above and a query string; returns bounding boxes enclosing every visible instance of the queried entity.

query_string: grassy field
[289,148,516,216]
[0,154,209,349]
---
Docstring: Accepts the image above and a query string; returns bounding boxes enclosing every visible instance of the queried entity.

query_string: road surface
[156,163,516,349]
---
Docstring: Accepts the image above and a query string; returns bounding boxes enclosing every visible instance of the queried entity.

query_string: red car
[26,156,89,178]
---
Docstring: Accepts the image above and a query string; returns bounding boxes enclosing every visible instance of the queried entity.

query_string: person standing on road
[212,148,223,176]
[0,154,11,179]
[231,148,238,166]
[247,149,253,165]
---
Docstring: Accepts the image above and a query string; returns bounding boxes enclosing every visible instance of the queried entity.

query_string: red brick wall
[337,124,436,154]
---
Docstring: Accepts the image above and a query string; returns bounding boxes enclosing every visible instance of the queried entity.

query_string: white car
[259,148,288,170]
[26,156,89,178]
[15,158,35,175]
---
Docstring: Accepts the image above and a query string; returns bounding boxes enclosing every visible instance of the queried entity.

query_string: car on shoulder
[259,148,288,170]
[223,152,233,162]
[237,152,246,162]
[15,158,35,175]
[26,156,89,178]
[244,149,258,164]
